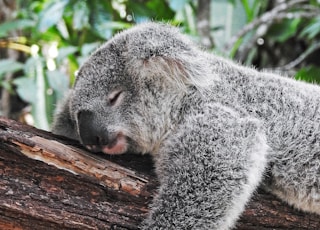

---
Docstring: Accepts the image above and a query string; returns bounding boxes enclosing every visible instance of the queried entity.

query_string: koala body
[52,23,320,229]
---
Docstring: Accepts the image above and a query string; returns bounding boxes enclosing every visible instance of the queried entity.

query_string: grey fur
[52,22,320,229]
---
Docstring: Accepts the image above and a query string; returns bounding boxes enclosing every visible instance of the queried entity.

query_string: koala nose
[77,110,128,155]
[77,110,108,149]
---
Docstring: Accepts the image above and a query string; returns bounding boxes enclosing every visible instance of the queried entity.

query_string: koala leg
[142,104,269,230]
[51,91,78,140]
[266,145,320,215]
[259,111,320,215]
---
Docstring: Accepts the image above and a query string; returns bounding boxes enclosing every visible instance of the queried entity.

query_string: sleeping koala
[52,22,320,229]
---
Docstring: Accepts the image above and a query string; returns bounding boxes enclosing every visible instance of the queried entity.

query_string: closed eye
[108,90,123,106]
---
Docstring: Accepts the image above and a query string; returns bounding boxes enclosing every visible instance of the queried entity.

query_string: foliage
[0,0,320,129]
[224,0,320,80]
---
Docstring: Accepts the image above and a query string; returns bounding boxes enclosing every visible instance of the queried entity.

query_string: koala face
[70,48,157,155]
[69,23,197,155]
[71,52,136,155]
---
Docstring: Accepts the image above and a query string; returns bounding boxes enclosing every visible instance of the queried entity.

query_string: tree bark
[0,117,319,229]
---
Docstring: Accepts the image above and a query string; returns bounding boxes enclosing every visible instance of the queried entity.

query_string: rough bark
[0,117,319,229]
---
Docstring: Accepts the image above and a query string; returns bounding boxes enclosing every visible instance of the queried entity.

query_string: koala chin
[52,22,320,229]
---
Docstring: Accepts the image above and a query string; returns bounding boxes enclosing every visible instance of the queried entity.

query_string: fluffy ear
[126,53,217,93]
[51,90,78,140]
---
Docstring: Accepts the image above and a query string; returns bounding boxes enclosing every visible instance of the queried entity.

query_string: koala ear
[127,53,217,93]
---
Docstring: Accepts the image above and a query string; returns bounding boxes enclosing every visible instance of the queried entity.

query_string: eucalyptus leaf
[92,13,113,39]
[73,1,90,30]
[89,3,113,39]
[13,77,37,103]
[57,46,78,62]
[38,0,69,32]
[269,19,301,42]
[295,66,320,84]
[81,42,101,56]
[126,1,164,21]
[0,59,24,79]
[46,70,69,100]
[169,0,188,12]
[56,19,70,40]
[300,17,320,40]
[0,19,35,38]
[98,21,131,30]
[145,1,174,20]
[0,81,14,93]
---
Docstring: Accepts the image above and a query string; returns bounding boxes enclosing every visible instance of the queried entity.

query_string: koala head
[68,22,212,155]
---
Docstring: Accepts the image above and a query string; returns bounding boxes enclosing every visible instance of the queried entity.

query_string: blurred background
[0,0,319,131]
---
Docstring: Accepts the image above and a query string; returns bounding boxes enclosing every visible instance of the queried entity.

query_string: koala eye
[107,90,123,106]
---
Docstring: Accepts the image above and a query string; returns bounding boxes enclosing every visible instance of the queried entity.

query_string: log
[0,117,319,229]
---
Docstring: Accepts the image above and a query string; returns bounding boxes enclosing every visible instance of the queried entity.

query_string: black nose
[77,110,108,147]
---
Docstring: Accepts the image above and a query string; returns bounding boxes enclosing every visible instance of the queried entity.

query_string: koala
[52,22,320,229]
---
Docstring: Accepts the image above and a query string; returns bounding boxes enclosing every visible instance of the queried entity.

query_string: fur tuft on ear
[127,52,218,94]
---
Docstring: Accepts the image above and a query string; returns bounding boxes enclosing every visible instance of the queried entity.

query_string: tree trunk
[196,0,214,49]
[0,117,319,229]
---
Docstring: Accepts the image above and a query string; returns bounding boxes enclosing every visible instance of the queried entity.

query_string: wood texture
[0,117,319,229]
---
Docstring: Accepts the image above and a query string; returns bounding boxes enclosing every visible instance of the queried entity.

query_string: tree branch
[280,42,320,70]
[224,0,319,54]
[0,117,319,229]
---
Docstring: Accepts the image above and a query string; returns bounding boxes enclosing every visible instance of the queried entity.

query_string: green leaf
[229,37,243,58]
[240,0,262,22]
[91,13,113,39]
[145,0,174,20]
[46,70,69,100]
[268,18,301,42]
[299,17,320,40]
[241,0,253,21]
[0,19,35,38]
[87,1,113,39]
[81,42,100,56]
[57,46,78,62]
[38,0,69,32]
[98,21,132,31]
[0,81,14,93]
[13,77,37,103]
[295,66,320,84]
[73,1,90,30]
[0,59,24,79]
[56,19,70,40]
[126,1,173,22]
[169,0,188,12]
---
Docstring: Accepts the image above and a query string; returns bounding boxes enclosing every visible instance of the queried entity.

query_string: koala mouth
[85,133,128,155]
[101,134,128,155]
